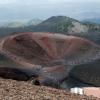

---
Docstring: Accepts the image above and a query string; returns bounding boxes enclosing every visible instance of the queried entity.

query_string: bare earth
[0,78,99,100]
[0,33,100,100]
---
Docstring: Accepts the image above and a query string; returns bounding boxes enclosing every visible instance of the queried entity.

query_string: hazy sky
[0,0,100,23]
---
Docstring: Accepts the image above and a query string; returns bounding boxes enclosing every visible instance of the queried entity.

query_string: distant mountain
[1,16,100,35]
[34,16,89,33]
[1,19,43,28]
[32,16,100,44]
[27,19,43,26]
[0,16,100,45]
[5,21,25,28]
[83,18,100,24]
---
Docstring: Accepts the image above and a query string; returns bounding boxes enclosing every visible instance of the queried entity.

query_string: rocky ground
[0,78,99,100]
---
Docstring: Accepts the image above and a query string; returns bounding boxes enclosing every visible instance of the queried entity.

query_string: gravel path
[0,78,99,100]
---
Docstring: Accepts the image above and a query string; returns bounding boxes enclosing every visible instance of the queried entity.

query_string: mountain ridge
[0,16,100,45]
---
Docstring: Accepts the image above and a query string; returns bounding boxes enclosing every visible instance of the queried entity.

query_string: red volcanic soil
[0,32,100,82]
[1,32,100,67]
[0,32,100,99]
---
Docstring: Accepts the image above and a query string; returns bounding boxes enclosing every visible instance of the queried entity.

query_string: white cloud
[0,0,100,22]
[0,0,99,5]
[0,0,17,4]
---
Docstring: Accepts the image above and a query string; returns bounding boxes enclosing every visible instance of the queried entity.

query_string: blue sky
[0,0,100,23]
